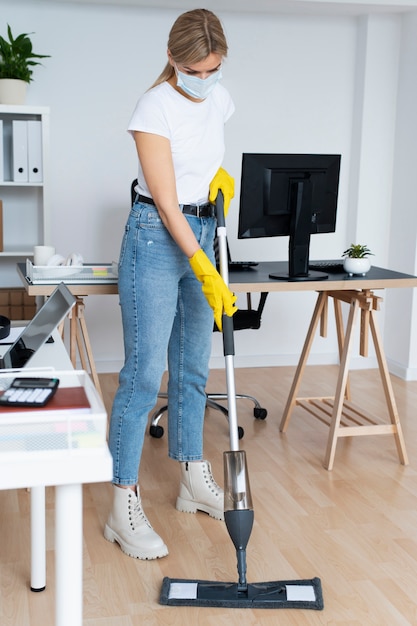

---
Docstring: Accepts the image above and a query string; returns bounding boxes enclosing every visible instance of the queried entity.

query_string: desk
[16,263,118,398]
[17,260,417,469]
[228,262,417,469]
[0,334,113,626]
[228,261,417,293]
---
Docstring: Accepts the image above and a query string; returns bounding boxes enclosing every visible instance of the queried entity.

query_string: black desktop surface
[227,261,417,288]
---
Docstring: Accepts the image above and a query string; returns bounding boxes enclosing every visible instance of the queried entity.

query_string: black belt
[136,194,215,218]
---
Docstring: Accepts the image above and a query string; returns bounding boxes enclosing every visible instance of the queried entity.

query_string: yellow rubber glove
[209,167,234,217]
[189,249,238,331]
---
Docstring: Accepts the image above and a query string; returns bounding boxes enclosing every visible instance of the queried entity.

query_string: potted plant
[0,24,50,104]
[342,243,374,276]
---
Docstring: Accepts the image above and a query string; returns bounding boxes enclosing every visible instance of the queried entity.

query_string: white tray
[26,259,118,284]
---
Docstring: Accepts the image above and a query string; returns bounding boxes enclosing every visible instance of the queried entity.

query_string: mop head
[160,576,323,609]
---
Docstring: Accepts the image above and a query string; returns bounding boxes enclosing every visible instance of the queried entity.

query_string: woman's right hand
[189,249,238,331]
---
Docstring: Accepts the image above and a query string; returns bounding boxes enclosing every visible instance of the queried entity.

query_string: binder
[27,120,43,183]
[12,120,28,182]
[0,120,3,182]
[0,199,3,252]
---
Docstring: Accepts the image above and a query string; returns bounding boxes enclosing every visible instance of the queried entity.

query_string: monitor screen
[238,153,341,280]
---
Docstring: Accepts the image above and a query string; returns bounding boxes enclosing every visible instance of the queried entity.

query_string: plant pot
[0,79,27,105]
[343,257,371,276]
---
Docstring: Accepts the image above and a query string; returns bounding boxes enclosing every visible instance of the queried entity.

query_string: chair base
[148,392,267,440]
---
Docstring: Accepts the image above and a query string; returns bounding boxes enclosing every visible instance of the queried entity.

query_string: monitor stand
[269,200,329,281]
[269,268,329,282]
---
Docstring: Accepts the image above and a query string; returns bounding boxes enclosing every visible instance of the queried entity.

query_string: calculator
[0,377,59,408]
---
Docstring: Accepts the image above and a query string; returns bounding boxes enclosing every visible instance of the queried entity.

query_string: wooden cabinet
[0,105,50,286]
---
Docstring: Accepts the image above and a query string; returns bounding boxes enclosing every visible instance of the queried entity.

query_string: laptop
[0,282,76,370]
[214,237,258,272]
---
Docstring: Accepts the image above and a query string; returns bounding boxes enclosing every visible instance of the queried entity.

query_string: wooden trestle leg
[280,289,408,471]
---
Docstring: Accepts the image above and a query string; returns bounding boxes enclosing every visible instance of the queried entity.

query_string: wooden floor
[1,364,417,625]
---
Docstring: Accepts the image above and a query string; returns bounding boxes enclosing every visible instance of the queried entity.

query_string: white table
[0,334,113,626]
[17,262,119,398]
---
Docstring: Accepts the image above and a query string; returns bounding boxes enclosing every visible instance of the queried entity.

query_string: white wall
[3,1,417,376]
[381,10,417,379]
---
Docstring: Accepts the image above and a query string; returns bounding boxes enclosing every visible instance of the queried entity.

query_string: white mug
[33,245,56,266]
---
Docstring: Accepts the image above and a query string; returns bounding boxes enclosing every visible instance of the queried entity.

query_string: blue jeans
[108,201,216,485]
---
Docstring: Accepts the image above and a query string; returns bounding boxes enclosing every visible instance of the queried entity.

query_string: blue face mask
[175,65,222,100]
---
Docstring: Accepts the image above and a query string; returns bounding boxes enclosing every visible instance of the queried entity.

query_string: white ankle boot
[104,485,168,560]
[176,460,224,521]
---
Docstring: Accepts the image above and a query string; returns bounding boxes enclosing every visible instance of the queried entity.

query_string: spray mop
[160,191,323,610]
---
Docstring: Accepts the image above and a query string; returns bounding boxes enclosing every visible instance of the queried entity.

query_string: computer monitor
[237,153,341,281]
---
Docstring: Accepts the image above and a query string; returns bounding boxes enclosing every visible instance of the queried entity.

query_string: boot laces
[202,463,222,496]
[128,492,152,531]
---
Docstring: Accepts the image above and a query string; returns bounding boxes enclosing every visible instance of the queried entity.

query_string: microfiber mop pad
[160,576,323,610]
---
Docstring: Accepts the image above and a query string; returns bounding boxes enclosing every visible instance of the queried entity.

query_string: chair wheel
[254,407,267,420]
[149,424,164,438]
[238,426,244,439]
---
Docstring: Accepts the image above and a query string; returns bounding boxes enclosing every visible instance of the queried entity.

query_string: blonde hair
[150,9,228,89]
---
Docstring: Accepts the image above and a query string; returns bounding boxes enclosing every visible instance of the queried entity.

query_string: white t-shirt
[128,81,235,205]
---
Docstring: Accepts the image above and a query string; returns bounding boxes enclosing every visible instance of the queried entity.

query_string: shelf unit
[0,104,50,287]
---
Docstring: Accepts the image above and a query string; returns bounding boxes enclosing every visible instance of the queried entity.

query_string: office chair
[130,180,268,439]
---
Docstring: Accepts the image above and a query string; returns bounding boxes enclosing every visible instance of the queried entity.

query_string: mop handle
[215,191,240,452]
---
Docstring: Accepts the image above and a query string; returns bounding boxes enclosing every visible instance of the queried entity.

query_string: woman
[104,9,237,560]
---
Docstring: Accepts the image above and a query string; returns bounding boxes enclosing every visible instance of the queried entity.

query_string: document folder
[0,120,3,182]
[0,200,3,253]
[27,120,43,183]
[12,120,28,182]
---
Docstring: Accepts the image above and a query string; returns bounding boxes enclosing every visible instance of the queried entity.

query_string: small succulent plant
[342,244,373,259]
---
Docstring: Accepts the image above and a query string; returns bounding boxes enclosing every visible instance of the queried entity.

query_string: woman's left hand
[189,249,237,331]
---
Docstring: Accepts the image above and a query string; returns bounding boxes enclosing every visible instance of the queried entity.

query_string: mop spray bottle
[224,450,254,593]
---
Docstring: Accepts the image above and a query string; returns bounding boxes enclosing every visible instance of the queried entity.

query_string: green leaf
[0,24,50,83]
